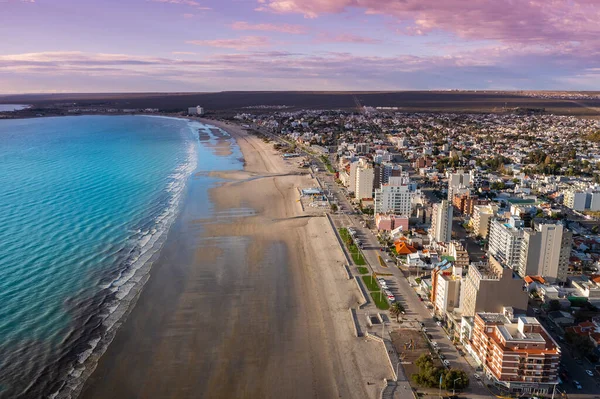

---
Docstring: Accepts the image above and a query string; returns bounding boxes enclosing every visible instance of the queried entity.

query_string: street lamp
[452,377,462,396]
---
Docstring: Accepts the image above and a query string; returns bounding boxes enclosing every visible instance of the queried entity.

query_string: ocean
[0,115,240,398]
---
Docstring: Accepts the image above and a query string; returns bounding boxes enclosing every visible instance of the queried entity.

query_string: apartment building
[432,262,463,316]
[374,176,417,215]
[471,312,560,395]
[488,216,524,270]
[448,241,469,269]
[471,203,499,239]
[430,200,453,243]
[518,221,572,282]
[447,171,471,201]
[452,192,489,216]
[355,165,375,200]
[563,190,587,211]
[461,255,528,318]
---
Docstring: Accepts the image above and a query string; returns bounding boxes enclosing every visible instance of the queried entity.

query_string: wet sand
[80,120,389,399]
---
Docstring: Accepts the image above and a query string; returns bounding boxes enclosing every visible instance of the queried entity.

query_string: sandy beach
[80,119,389,399]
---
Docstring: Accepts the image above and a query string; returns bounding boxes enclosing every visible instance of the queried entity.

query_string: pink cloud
[231,21,306,34]
[315,33,381,44]
[186,36,272,50]
[149,0,211,9]
[256,0,600,45]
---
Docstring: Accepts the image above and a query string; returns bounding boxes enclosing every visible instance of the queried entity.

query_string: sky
[1,0,600,93]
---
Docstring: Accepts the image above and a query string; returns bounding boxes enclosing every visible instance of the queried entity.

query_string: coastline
[79,118,390,398]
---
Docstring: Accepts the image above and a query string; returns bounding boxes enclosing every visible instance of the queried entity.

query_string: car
[419,296,424,302]
[439,354,446,360]
[575,358,583,365]
[474,373,481,380]
[436,321,442,327]
[586,370,594,377]
[573,380,582,390]
[384,289,392,296]
[419,322,425,327]
[388,295,396,301]
[443,360,450,367]
[432,341,438,347]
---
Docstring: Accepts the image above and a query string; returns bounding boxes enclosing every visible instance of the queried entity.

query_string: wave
[45,122,199,399]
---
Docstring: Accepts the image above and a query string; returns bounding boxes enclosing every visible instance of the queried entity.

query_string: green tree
[390,302,405,322]
[441,369,470,391]
[330,203,338,212]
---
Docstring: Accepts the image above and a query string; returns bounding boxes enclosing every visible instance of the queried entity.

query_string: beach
[80,119,390,399]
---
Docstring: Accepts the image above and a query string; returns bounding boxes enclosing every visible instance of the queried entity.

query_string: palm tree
[390,302,405,322]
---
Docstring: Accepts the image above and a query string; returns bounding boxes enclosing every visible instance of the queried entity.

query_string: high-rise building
[460,255,528,318]
[518,221,572,282]
[447,171,471,201]
[563,190,587,211]
[471,312,560,395]
[432,263,463,316]
[471,203,499,239]
[373,175,417,215]
[355,165,375,200]
[430,200,453,243]
[488,216,525,270]
[448,241,469,269]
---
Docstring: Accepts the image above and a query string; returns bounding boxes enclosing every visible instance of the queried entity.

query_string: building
[373,176,417,215]
[375,214,409,232]
[563,190,587,211]
[430,200,453,243]
[471,203,498,239]
[187,105,204,115]
[447,171,471,201]
[355,164,375,200]
[461,255,528,318]
[471,311,560,395]
[488,216,525,270]
[432,262,463,316]
[452,192,489,216]
[518,221,573,282]
[448,241,469,269]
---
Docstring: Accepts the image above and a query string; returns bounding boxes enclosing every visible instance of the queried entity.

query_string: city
[237,106,600,399]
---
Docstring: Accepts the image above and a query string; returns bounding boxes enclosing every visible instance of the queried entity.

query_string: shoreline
[79,118,390,398]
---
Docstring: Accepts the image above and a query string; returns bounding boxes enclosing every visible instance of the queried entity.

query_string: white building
[355,165,375,200]
[518,221,572,282]
[430,200,453,243]
[187,105,205,115]
[563,190,587,211]
[374,176,417,215]
[488,216,524,270]
[470,203,499,239]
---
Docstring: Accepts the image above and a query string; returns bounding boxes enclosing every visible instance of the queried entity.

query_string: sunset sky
[1,0,599,93]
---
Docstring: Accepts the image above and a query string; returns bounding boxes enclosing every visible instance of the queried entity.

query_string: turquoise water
[0,116,240,398]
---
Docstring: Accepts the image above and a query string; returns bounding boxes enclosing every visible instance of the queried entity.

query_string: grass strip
[370,292,390,310]
[362,275,380,291]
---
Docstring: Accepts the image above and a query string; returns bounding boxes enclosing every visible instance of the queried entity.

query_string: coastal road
[322,177,492,399]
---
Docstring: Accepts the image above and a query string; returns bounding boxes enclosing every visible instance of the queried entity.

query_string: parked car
[573,380,582,390]
[474,373,481,380]
[443,360,450,367]
[436,321,442,327]
[586,370,594,377]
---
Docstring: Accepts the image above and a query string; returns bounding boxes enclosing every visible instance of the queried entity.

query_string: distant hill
[1,91,600,117]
